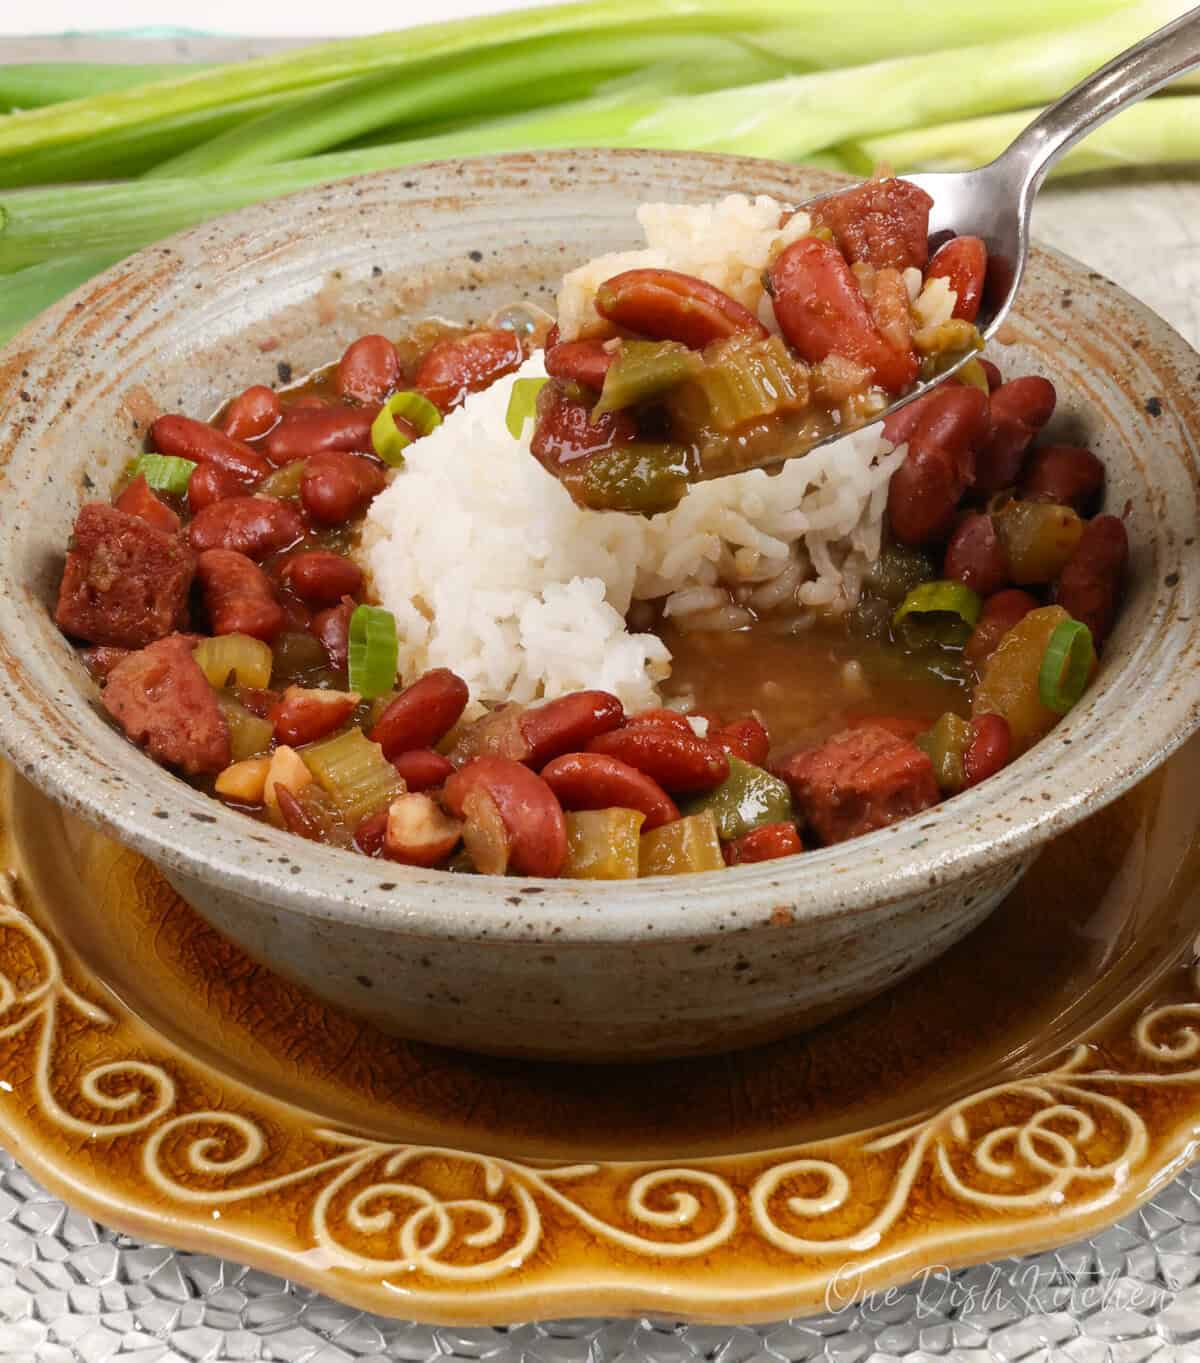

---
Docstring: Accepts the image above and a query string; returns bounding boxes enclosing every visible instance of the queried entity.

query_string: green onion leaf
[347,604,399,699]
[506,377,548,439]
[893,580,983,631]
[370,391,440,466]
[1038,617,1096,715]
[130,453,196,495]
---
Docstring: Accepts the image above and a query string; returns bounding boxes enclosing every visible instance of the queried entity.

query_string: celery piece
[215,693,275,762]
[677,334,810,433]
[639,811,725,876]
[301,728,403,824]
[564,808,645,879]
[915,712,973,794]
[593,341,702,417]
[683,757,792,841]
[194,634,274,690]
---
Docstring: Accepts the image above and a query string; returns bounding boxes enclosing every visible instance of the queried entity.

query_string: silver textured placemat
[4,1146,1200,1361]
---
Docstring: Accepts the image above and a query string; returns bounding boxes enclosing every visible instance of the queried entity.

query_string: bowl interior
[0,149,1197,942]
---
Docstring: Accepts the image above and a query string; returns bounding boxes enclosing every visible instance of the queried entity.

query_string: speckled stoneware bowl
[0,151,1197,1063]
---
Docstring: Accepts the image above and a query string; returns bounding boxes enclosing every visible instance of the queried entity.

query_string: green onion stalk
[0,2,1183,275]
[0,0,1135,171]
[0,61,209,111]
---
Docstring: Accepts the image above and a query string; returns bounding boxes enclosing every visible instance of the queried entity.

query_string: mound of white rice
[364,356,903,712]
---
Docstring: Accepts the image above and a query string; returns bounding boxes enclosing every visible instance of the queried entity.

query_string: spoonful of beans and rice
[530,6,1200,516]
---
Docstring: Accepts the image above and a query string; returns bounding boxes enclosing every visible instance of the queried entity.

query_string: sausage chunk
[55,503,196,649]
[776,723,939,846]
[101,633,230,775]
[810,177,934,272]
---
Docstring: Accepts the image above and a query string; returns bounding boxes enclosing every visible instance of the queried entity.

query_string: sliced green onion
[506,377,548,439]
[370,391,440,466]
[1038,618,1096,715]
[347,604,399,699]
[130,453,196,496]
[893,580,983,631]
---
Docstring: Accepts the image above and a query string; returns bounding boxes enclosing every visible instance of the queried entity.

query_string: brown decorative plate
[2,740,1200,1325]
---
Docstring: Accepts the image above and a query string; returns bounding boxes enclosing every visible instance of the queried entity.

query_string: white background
[0,0,537,36]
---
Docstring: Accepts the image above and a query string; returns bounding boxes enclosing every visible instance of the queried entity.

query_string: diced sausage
[1055,514,1129,648]
[55,503,196,649]
[101,633,230,775]
[196,549,285,641]
[187,495,303,558]
[414,331,524,413]
[811,177,934,271]
[115,474,180,534]
[777,723,939,845]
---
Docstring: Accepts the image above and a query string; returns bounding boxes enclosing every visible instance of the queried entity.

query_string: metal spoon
[699,3,1200,483]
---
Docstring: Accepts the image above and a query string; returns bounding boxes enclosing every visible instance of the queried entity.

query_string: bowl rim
[0,146,1198,945]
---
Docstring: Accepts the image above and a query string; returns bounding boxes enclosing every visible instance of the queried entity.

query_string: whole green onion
[130,453,196,495]
[347,604,399,700]
[1038,618,1096,714]
[506,378,548,439]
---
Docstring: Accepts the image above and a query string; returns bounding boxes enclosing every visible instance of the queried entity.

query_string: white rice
[364,357,902,712]
[363,195,907,712]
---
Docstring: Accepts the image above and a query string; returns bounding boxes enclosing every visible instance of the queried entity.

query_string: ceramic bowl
[0,150,1197,1063]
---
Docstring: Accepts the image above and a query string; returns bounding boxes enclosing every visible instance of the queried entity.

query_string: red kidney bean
[337,334,401,404]
[925,235,987,322]
[414,330,524,413]
[391,747,455,792]
[964,714,1012,787]
[278,550,363,605]
[275,785,323,841]
[222,385,281,442]
[770,238,917,393]
[264,407,380,465]
[593,269,768,349]
[115,474,180,534]
[625,707,694,735]
[383,793,464,867]
[944,512,1009,595]
[887,385,990,545]
[978,358,1003,391]
[964,588,1040,666]
[712,716,770,766]
[197,549,284,641]
[1020,443,1105,513]
[369,668,470,759]
[1056,514,1129,648]
[521,691,625,766]
[311,597,354,670]
[544,338,615,391]
[187,495,303,559]
[881,388,940,446]
[300,450,386,525]
[151,413,268,483]
[541,752,679,830]
[188,462,247,514]
[355,808,388,857]
[587,726,729,793]
[530,383,637,471]
[443,756,567,877]
[723,822,803,864]
[271,686,358,746]
[975,377,1057,494]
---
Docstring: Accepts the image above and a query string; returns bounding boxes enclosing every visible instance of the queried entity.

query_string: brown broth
[659,619,969,756]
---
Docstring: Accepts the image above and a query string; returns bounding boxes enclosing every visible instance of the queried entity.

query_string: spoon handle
[1002,4,1200,192]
